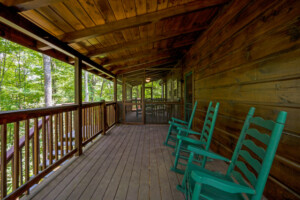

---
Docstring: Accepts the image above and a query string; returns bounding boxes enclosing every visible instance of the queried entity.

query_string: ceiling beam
[116,59,177,74]
[102,45,190,66]
[107,52,182,71]
[60,0,228,43]
[121,64,175,75]
[16,0,65,11]
[110,55,178,72]
[0,3,115,78]
[122,65,175,77]
[87,27,205,57]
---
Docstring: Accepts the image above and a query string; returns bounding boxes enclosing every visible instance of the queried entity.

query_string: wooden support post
[142,74,145,124]
[33,118,39,175]
[75,57,83,156]
[1,124,7,198]
[114,78,118,123]
[42,117,46,170]
[13,122,20,190]
[102,102,107,135]
[122,77,125,123]
[24,120,29,188]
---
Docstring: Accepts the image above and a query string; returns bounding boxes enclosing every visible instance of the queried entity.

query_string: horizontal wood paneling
[179,0,300,199]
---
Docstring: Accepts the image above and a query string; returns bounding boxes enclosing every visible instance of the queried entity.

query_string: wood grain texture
[178,0,300,199]
[23,125,188,200]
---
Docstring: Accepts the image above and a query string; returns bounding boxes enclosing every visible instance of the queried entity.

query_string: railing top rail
[105,101,117,106]
[145,101,181,105]
[0,104,78,124]
[82,101,105,108]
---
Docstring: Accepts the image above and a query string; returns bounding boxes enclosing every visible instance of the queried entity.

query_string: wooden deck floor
[24,124,190,200]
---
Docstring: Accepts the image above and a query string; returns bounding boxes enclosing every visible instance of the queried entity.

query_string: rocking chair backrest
[187,101,198,129]
[200,101,219,167]
[226,107,287,200]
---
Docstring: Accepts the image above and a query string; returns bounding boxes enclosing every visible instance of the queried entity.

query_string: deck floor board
[25,125,188,200]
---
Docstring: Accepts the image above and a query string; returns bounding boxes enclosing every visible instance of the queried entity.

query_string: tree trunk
[90,75,96,102]
[100,79,106,98]
[0,40,8,93]
[84,71,89,102]
[43,54,52,107]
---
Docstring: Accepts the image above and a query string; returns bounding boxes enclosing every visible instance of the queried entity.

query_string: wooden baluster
[82,108,85,142]
[88,107,91,138]
[65,112,69,154]
[25,120,29,194]
[1,123,7,198]
[96,106,99,133]
[69,111,73,151]
[42,117,46,169]
[87,107,90,139]
[92,107,94,136]
[90,107,92,138]
[102,103,106,135]
[19,148,23,185]
[13,121,20,190]
[33,118,39,175]
[49,115,53,165]
[115,103,117,124]
[54,114,58,162]
[59,113,64,157]
[100,105,102,131]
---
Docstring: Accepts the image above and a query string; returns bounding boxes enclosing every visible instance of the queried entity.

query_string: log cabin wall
[177,0,300,199]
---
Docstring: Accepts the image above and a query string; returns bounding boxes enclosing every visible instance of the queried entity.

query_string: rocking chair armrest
[187,146,231,163]
[171,117,188,125]
[168,121,188,128]
[177,135,205,145]
[177,127,202,136]
[191,171,256,194]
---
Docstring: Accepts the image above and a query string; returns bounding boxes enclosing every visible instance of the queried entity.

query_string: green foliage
[0,37,114,112]
[82,71,113,102]
[0,37,44,111]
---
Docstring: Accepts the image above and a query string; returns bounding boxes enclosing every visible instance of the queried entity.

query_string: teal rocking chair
[163,101,198,148]
[178,107,287,200]
[171,102,219,174]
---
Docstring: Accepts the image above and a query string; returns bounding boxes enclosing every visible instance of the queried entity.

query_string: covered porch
[22,124,226,200]
[0,0,299,199]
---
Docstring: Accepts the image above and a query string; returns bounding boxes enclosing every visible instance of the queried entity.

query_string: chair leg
[177,152,194,194]
[164,124,173,146]
[192,183,202,200]
[171,140,185,174]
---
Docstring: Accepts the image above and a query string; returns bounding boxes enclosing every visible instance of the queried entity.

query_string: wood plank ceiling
[0,0,229,81]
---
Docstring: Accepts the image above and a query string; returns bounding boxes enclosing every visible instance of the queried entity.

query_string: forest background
[0,37,115,112]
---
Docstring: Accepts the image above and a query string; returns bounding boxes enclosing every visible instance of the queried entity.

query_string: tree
[43,54,52,107]
[84,71,89,102]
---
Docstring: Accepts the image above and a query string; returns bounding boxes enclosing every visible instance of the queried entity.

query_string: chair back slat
[204,126,210,135]
[227,107,287,200]
[235,161,257,186]
[231,171,251,188]
[239,150,262,173]
[249,117,275,131]
[199,102,219,168]
[246,129,270,145]
[187,101,198,129]
[243,140,265,160]
[206,120,211,126]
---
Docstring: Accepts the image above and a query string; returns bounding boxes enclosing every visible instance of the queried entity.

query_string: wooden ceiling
[0,0,229,79]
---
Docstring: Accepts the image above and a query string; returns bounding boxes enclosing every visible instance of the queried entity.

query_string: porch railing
[0,101,117,200]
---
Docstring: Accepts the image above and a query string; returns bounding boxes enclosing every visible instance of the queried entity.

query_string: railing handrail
[0,104,78,124]
[105,101,117,106]
[82,101,105,108]
[0,100,118,199]
[0,116,49,168]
